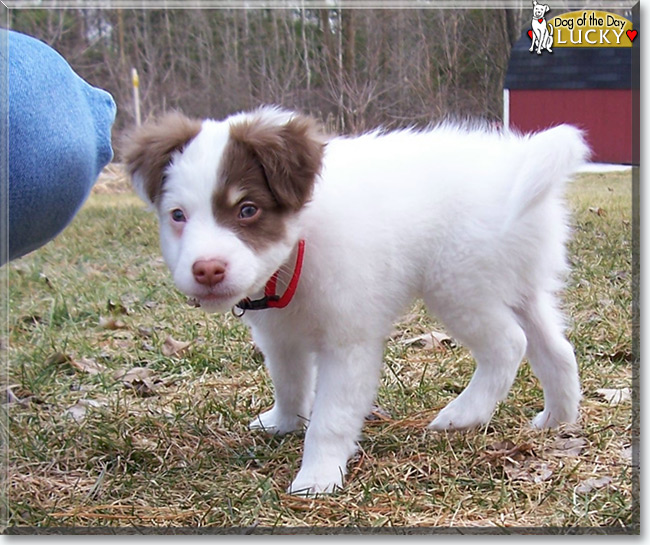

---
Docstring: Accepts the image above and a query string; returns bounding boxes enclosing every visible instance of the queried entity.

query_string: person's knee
[4,30,116,263]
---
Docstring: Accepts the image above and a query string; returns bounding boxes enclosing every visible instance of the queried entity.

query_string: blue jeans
[1,29,116,264]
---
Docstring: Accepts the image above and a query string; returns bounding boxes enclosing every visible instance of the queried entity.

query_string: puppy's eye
[171,209,186,223]
[239,203,259,220]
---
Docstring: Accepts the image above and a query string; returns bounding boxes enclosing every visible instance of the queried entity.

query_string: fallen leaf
[595,388,632,406]
[45,352,72,366]
[137,326,154,338]
[63,399,104,422]
[588,206,607,217]
[554,422,583,438]
[595,349,633,363]
[547,437,587,457]
[621,445,633,463]
[484,440,535,463]
[69,357,107,376]
[366,405,392,422]
[99,316,128,330]
[132,435,158,452]
[161,335,192,357]
[113,366,163,397]
[400,330,454,350]
[505,460,553,483]
[575,476,612,494]
[486,439,516,452]
[483,440,549,482]
[19,314,43,326]
[107,299,130,315]
[4,386,45,406]
[186,297,201,308]
[39,273,54,289]
[113,366,153,382]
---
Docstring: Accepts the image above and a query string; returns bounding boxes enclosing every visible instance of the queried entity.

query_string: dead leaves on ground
[63,399,105,422]
[481,427,619,495]
[399,330,455,351]
[113,366,164,397]
[5,307,196,424]
[575,475,613,494]
[161,335,192,357]
[57,365,166,422]
[483,439,552,484]
[390,309,456,353]
[17,330,194,419]
[3,385,45,406]
[68,356,108,375]
[588,206,607,217]
[483,427,588,481]
[595,387,632,406]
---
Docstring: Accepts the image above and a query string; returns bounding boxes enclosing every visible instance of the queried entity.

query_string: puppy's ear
[228,111,327,211]
[122,112,202,205]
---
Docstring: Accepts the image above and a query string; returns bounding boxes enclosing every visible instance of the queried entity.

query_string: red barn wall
[507,89,633,164]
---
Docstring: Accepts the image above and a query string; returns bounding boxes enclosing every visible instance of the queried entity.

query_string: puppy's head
[124,107,326,312]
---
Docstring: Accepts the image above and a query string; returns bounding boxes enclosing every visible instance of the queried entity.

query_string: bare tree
[9,7,519,138]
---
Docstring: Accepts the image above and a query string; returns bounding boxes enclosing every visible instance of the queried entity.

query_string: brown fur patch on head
[227,111,326,211]
[122,112,202,204]
[212,111,326,251]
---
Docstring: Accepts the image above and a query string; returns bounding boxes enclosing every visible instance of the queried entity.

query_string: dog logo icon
[529,0,554,54]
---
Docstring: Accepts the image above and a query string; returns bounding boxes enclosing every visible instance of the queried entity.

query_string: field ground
[1,166,638,532]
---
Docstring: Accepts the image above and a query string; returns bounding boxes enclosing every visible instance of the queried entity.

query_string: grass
[1,166,638,532]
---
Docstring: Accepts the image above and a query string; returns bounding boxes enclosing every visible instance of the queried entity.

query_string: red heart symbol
[627,29,638,42]
[528,29,533,39]
[538,18,544,23]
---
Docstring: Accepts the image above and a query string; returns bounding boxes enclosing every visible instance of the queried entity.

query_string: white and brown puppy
[124,106,589,495]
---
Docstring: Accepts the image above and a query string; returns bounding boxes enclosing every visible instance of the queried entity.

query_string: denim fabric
[1,29,116,263]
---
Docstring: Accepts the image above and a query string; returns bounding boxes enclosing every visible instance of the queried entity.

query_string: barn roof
[504,30,633,90]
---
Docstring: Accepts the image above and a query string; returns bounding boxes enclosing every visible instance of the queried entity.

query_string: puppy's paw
[428,399,493,431]
[249,406,305,436]
[288,469,344,496]
[531,408,578,429]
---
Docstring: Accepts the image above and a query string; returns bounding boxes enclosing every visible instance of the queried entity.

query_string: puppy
[530,0,554,54]
[124,107,589,495]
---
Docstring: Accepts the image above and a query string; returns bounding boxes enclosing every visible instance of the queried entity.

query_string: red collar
[234,240,305,316]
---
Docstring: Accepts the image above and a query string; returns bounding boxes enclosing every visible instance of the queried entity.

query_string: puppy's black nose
[192,259,226,287]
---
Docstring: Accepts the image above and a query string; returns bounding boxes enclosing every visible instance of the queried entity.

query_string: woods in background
[9,8,525,136]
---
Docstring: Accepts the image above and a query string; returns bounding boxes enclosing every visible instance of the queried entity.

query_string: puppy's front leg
[288,341,384,495]
[249,334,316,436]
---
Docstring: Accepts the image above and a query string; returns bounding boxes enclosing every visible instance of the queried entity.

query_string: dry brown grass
[1,166,637,533]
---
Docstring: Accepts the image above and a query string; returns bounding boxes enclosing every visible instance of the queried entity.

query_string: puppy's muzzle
[192,259,226,287]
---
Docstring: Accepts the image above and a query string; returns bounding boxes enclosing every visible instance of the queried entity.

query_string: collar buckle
[233,240,305,317]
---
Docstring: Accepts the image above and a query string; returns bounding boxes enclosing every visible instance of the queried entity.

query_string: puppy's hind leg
[516,292,581,428]
[428,307,527,431]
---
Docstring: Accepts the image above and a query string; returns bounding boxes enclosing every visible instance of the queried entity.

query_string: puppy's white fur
[126,107,589,496]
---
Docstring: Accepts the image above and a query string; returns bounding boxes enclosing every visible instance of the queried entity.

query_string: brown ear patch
[122,112,202,204]
[227,112,326,211]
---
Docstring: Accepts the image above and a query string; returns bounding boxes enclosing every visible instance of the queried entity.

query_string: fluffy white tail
[503,125,590,231]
